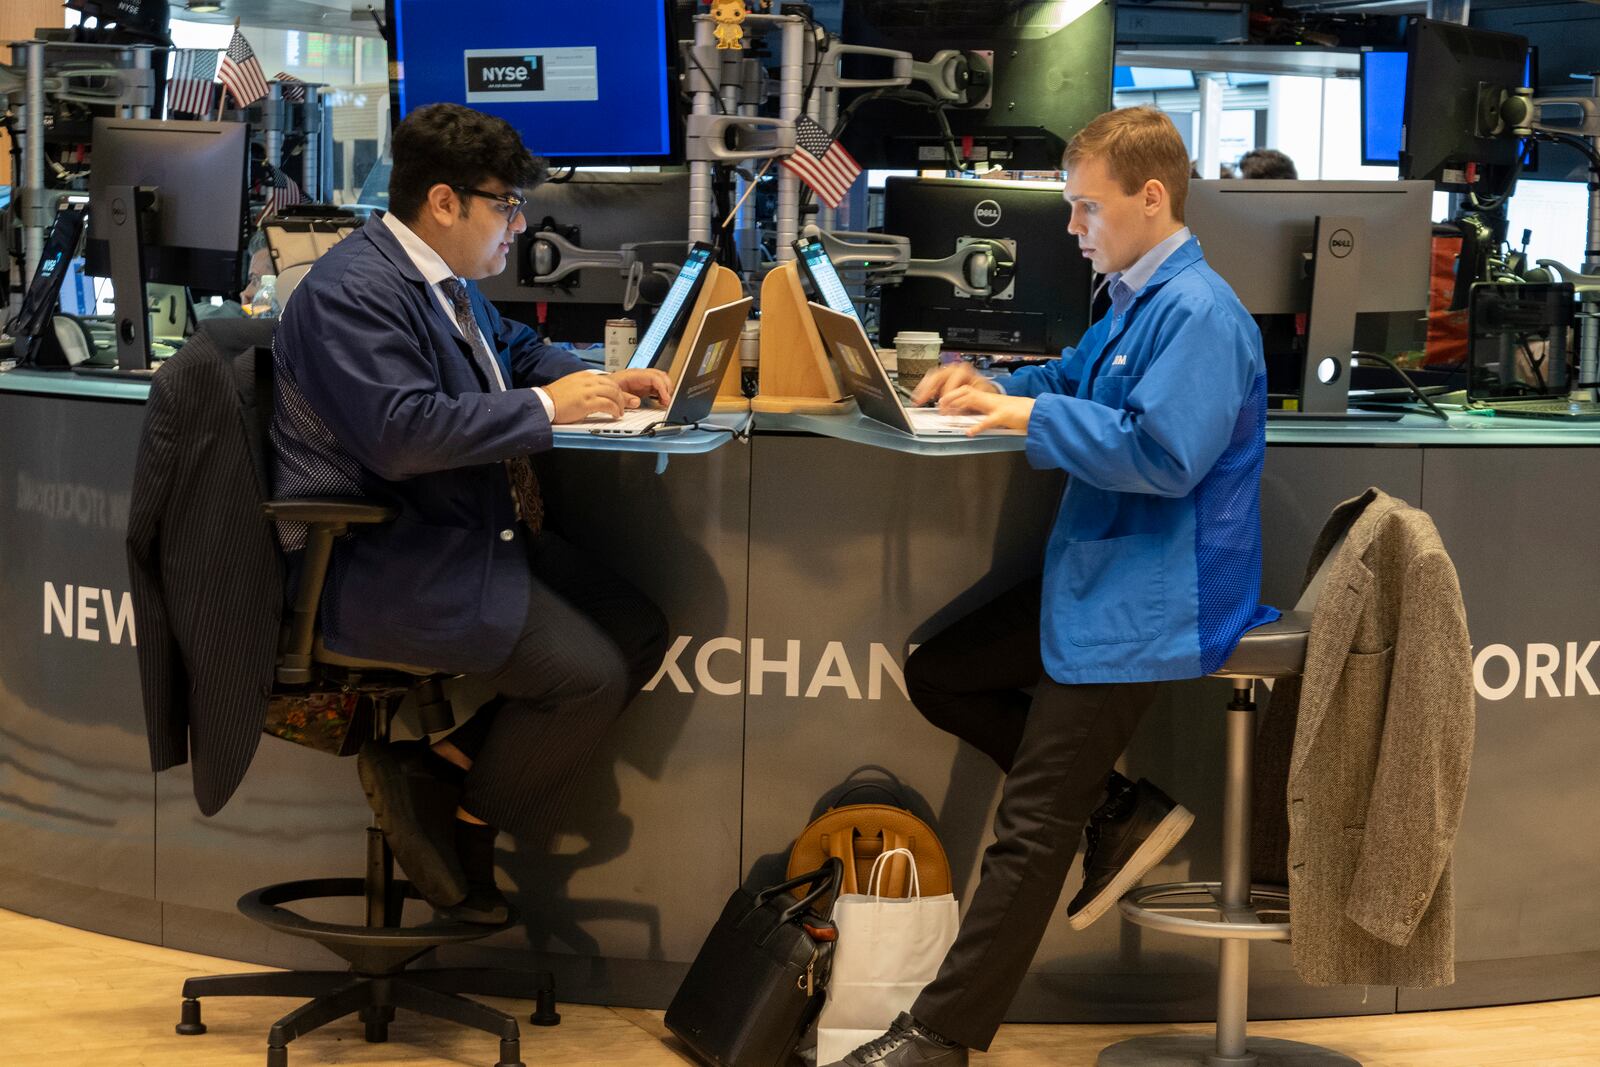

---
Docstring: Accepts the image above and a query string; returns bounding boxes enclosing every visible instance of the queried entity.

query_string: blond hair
[1064,106,1190,223]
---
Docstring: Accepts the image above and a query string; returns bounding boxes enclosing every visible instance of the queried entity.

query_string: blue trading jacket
[272,215,590,673]
[1001,236,1279,684]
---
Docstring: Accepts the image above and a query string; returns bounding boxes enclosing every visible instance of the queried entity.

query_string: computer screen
[8,205,87,347]
[388,0,681,165]
[878,177,1092,355]
[1399,18,1531,189]
[628,243,714,370]
[1113,66,1196,92]
[793,237,861,322]
[1364,45,1533,168]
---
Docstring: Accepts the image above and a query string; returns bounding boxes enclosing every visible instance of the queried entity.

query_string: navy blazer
[272,214,590,672]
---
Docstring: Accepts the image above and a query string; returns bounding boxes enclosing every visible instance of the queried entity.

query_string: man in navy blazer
[271,103,670,923]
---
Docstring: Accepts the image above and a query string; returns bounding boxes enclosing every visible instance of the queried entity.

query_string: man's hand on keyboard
[548,371,630,423]
[940,386,1035,437]
[910,363,1000,406]
[610,368,673,408]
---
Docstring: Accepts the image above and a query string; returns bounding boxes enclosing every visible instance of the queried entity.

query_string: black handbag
[666,858,844,1067]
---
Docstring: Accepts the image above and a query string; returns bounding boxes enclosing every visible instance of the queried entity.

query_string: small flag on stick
[780,115,862,209]
[218,24,269,110]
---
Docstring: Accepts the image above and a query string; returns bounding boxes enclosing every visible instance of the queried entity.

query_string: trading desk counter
[1,373,1595,1024]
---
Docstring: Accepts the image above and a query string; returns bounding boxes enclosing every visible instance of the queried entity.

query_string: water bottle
[246,274,280,318]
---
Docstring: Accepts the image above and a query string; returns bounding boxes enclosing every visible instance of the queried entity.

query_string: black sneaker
[822,1013,968,1067]
[434,883,511,926]
[357,739,467,908]
[435,819,510,925]
[1065,771,1194,931]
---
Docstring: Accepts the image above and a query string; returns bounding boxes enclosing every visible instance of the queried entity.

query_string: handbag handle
[866,846,922,901]
[756,857,845,926]
[830,780,906,810]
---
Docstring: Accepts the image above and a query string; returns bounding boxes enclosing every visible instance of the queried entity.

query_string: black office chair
[170,324,559,1067]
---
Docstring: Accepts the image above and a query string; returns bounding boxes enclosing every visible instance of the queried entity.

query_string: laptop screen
[1468,283,1574,400]
[629,242,714,369]
[794,236,861,321]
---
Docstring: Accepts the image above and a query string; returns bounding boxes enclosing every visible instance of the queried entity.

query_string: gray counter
[1,374,1595,1023]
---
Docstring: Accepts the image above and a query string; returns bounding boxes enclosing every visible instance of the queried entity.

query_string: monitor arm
[814,43,991,107]
[1501,89,1600,139]
[523,230,684,286]
[803,226,1016,299]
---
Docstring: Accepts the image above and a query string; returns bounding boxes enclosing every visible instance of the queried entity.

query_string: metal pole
[806,32,834,233]
[1214,683,1257,1066]
[688,18,716,246]
[266,82,284,168]
[1579,73,1600,401]
[130,45,154,118]
[22,40,48,285]
[775,16,804,263]
[303,92,322,202]
[737,57,764,279]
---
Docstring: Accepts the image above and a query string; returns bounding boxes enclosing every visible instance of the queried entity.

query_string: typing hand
[546,371,630,423]
[909,363,1000,407]
[940,386,1034,437]
[609,368,673,407]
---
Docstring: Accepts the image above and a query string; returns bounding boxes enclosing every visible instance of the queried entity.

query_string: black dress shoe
[434,883,512,926]
[357,739,467,908]
[1066,771,1194,930]
[822,1013,968,1067]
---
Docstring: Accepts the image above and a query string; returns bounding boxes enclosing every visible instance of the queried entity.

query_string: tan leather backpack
[787,788,951,900]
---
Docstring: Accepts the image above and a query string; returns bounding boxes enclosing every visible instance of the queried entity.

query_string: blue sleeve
[279,276,559,481]
[1022,299,1257,498]
[999,325,1099,398]
[484,297,590,387]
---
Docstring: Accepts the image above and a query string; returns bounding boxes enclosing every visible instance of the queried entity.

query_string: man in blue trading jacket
[271,103,671,924]
[825,107,1278,1066]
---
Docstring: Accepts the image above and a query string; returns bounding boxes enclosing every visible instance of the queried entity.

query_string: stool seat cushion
[1211,610,1310,679]
[313,636,439,677]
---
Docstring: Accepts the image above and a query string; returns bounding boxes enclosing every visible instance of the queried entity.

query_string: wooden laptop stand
[749,261,845,415]
[661,262,750,414]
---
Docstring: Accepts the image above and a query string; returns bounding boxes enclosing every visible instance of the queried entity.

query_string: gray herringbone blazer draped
[1252,488,1474,988]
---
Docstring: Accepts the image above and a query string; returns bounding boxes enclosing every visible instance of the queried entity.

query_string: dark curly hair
[388,103,548,222]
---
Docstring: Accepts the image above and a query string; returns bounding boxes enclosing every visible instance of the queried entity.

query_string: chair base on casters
[174,876,560,1066]
[1098,1034,1361,1067]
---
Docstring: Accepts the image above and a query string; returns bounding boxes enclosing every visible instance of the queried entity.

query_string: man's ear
[1143,178,1168,219]
[425,182,460,227]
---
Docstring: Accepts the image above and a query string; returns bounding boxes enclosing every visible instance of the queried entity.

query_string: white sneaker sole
[1067,803,1195,931]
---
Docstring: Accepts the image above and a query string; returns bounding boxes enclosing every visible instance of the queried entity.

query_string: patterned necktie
[439,277,543,534]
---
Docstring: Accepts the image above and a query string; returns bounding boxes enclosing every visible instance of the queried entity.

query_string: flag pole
[722,158,775,231]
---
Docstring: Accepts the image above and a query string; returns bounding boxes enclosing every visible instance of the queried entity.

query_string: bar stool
[1098,609,1360,1067]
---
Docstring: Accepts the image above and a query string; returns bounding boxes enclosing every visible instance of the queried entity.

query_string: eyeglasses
[452,186,527,221]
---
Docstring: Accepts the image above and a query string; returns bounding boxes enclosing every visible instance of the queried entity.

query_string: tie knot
[440,276,471,314]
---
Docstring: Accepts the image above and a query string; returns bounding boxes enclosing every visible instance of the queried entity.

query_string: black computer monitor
[6,204,87,367]
[878,177,1092,356]
[85,118,250,370]
[1399,18,1530,191]
[1187,180,1435,416]
[387,0,683,166]
[840,0,1112,169]
[793,235,863,323]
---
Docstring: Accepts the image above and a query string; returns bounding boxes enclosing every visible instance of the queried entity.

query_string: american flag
[272,72,308,103]
[260,165,305,221]
[781,115,862,209]
[165,49,217,117]
[218,27,269,109]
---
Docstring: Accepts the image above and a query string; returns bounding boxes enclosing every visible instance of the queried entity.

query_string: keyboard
[552,408,669,435]
[1485,399,1600,420]
[904,408,1022,436]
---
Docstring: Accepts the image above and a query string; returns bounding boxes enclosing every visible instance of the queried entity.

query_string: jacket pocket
[1090,372,1143,409]
[1057,533,1166,646]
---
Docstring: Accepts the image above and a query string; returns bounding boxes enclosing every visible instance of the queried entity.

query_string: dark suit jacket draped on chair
[126,319,284,815]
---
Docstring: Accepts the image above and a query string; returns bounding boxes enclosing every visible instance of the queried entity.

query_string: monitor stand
[1270,215,1400,422]
[106,183,157,372]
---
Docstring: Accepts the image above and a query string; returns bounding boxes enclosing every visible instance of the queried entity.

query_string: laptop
[554,296,752,437]
[807,302,1022,437]
[1467,282,1600,420]
[793,234,864,324]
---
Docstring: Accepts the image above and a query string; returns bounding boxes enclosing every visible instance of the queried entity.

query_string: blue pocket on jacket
[1090,372,1143,410]
[1058,533,1166,646]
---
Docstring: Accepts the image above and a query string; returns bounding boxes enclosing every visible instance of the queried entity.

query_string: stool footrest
[1098,1034,1361,1066]
[1119,881,1291,942]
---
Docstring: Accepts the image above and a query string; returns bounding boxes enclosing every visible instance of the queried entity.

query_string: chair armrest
[262,498,397,525]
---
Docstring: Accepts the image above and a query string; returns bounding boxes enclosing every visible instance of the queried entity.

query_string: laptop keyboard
[552,408,669,434]
[1487,399,1600,417]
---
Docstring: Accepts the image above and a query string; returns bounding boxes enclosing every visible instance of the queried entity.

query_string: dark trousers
[906,580,1159,1051]
[439,531,668,841]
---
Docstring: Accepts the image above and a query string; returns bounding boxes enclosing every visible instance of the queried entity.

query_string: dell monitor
[840,0,1113,169]
[387,0,682,165]
[1187,180,1434,416]
[1399,18,1530,191]
[85,118,250,371]
[878,177,1092,356]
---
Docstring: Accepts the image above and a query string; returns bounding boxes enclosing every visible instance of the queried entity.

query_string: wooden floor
[1,908,1595,1067]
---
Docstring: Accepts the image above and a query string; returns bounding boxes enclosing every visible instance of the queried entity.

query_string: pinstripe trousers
[440,531,669,840]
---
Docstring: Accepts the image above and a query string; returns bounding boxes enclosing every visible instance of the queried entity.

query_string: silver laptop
[807,303,1022,437]
[553,297,752,436]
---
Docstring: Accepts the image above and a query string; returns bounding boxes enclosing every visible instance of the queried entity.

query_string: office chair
[170,325,559,1067]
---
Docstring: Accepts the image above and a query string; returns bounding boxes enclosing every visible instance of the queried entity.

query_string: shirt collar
[1108,226,1193,300]
[381,211,459,289]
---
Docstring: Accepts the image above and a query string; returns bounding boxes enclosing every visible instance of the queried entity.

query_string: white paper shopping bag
[816,848,960,1065]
